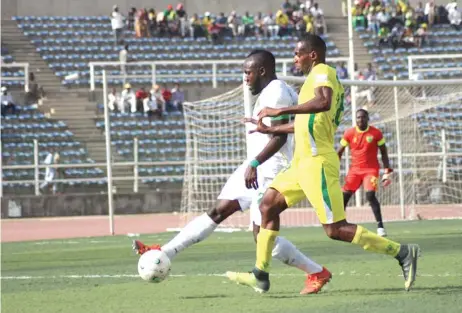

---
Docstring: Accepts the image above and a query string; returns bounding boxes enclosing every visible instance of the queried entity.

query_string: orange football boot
[300,267,332,295]
[132,240,161,255]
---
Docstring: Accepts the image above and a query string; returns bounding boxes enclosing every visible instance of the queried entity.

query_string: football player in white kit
[133,50,330,294]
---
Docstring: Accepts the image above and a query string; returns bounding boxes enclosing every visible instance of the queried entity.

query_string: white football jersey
[246,79,298,178]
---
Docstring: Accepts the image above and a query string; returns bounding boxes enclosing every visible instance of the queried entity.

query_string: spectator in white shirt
[108,88,125,112]
[377,7,390,27]
[119,44,129,83]
[171,83,185,112]
[40,151,60,194]
[150,84,166,114]
[111,5,125,45]
[449,5,461,30]
[424,0,436,27]
[1,86,17,116]
[310,3,323,18]
[263,13,279,37]
[121,83,136,113]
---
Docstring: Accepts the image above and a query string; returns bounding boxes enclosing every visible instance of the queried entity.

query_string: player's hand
[257,107,281,120]
[381,168,393,187]
[248,119,271,134]
[244,166,259,190]
[242,117,258,125]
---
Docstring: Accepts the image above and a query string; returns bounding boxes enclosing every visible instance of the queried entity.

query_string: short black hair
[246,49,276,73]
[299,34,326,58]
[356,108,369,117]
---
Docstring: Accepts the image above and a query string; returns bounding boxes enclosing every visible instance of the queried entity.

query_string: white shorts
[217,161,273,226]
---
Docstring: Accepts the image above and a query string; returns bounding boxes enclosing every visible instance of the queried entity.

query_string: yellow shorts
[270,153,345,224]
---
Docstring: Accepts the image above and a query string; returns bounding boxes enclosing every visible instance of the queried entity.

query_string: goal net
[180,76,462,229]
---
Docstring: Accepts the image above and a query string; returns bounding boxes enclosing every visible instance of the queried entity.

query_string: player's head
[243,49,277,95]
[294,34,326,75]
[356,109,369,130]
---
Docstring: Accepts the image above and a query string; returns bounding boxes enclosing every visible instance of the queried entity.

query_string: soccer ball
[137,250,171,283]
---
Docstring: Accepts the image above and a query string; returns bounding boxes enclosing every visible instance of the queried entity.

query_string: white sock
[162,213,217,260]
[272,236,323,274]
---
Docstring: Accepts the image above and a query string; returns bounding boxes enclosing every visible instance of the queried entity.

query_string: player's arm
[244,118,294,134]
[337,132,349,160]
[378,134,393,186]
[257,86,333,119]
[244,119,289,189]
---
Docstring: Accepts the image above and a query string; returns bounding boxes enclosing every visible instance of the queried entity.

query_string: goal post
[180,76,462,229]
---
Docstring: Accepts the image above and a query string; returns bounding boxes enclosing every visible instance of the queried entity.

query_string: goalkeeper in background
[337,109,392,237]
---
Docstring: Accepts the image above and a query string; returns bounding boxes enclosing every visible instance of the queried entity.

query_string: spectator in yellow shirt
[275,10,290,36]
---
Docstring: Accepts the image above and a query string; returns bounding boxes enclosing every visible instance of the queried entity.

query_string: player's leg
[363,172,386,236]
[303,155,420,291]
[134,163,252,259]
[251,207,326,294]
[342,169,362,209]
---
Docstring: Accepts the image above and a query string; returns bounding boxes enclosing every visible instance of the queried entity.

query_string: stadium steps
[1,19,62,92]
[325,16,373,70]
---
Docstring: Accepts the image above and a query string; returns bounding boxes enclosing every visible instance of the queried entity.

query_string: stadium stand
[1,46,25,88]
[1,104,106,194]
[12,15,340,87]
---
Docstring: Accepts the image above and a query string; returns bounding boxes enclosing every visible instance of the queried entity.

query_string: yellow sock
[255,228,279,272]
[352,225,400,257]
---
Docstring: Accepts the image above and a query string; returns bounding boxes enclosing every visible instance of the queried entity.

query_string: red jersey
[340,126,385,169]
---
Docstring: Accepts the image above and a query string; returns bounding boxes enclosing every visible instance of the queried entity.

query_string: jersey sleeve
[312,65,335,90]
[263,81,295,121]
[376,129,386,146]
[340,129,350,147]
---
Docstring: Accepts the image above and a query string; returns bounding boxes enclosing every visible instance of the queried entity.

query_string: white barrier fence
[0,62,29,91]
[88,57,349,90]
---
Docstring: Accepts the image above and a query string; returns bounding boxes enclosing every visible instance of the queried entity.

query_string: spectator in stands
[111,5,125,45]
[161,85,173,112]
[121,83,136,113]
[40,151,60,195]
[282,0,294,16]
[367,7,379,34]
[352,4,366,28]
[202,12,213,38]
[119,44,129,83]
[148,9,158,37]
[377,7,391,27]
[336,62,349,79]
[128,7,136,31]
[414,2,426,24]
[136,87,149,113]
[228,11,240,37]
[425,0,436,27]
[165,5,179,37]
[209,21,223,44]
[415,23,428,47]
[190,13,205,39]
[150,84,166,117]
[314,13,325,34]
[276,10,291,36]
[25,72,45,105]
[108,88,123,112]
[310,3,324,18]
[1,86,17,116]
[364,63,377,81]
[263,13,279,37]
[448,4,461,30]
[239,12,255,37]
[254,12,265,37]
[176,4,188,37]
[135,8,148,37]
[171,83,184,112]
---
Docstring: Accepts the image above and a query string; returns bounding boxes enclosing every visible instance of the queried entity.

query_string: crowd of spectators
[110,1,327,45]
[351,0,461,49]
[107,82,184,119]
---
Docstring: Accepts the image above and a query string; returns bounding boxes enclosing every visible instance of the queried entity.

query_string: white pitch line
[1,272,461,280]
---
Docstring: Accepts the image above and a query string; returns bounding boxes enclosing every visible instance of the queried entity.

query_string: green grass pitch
[2,220,462,313]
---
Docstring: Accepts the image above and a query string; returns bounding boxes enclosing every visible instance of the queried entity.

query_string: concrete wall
[1,0,342,19]
[1,190,181,218]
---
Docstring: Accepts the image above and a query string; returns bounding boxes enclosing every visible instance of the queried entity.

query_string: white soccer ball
[137,250,171,283]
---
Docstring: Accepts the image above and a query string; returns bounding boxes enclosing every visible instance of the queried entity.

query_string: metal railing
[88,57,349,90]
